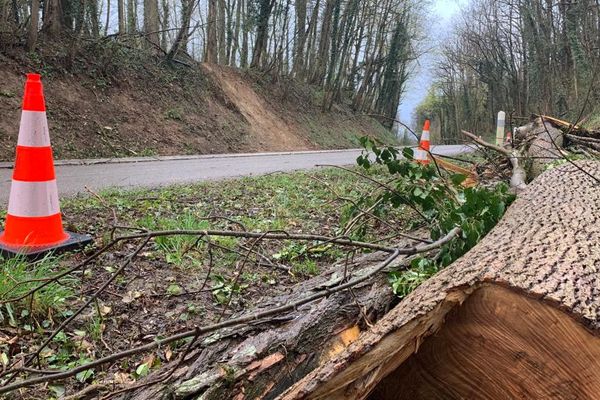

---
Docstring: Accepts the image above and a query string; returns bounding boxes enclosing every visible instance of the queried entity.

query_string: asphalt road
[0,145,470,201]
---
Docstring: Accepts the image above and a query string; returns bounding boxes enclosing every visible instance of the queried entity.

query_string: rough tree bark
[514,117,564,179]
[143,0,161,52]
[42,0,64,38]
[281,161,600,400]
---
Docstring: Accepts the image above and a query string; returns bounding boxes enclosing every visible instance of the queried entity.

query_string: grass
[138,212,211,265]
[61,166,410,274]
[65,166,405,230]
[0,254,74,325]
[0,166,410,336]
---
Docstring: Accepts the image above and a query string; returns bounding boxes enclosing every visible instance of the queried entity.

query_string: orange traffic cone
[0,73,91,258]
[414,119,431,165]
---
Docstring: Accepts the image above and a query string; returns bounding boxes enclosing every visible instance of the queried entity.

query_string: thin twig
[317,164,431,223]
[1,229,394,305]
[24,238,150,367]
[115,229,396,253]
[218,232,271,321]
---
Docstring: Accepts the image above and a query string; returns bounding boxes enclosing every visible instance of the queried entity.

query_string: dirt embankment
[0,46,395,161]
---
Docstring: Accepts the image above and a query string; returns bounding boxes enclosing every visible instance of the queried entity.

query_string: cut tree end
[368,284,600,400]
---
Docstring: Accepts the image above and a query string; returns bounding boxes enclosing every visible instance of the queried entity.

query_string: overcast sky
[397,0,470,128]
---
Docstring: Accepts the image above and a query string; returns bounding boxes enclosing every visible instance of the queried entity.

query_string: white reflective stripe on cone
[17,111,51,147]
[7,180,61,217]
[414,149,426,160]
[421,131,430,141]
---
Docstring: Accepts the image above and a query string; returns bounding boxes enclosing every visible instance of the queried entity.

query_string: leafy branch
[353,137,515,296]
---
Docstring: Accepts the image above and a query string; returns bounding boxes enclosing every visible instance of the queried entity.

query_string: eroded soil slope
[0,46,395,160]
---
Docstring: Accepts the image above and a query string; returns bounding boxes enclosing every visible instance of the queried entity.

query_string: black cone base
[0,232,92,260]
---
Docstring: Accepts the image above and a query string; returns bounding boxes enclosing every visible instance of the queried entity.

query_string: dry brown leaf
[114,372,135,385]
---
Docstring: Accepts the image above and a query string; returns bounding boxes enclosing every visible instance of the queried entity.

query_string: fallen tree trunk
[538,114,600,140]
[516,117,564,178]
[120,239,426,400]
[281,161,600,400]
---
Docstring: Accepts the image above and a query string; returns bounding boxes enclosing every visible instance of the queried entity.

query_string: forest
[416,0,600,143]
[0,0,421,127]
[3,0,600,141]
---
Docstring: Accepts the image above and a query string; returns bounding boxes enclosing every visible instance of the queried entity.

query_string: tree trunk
[42,0,64,38]
[231,0,242,66]
[240,0,248,67]
[225,0,235,65]
[303,0,321,77]
[104,0,110,35]
[159,0,167,49]
[250,0,274,68]
[143,0,160,52]
[73,0,84,34]
[117,0,125,33]
[0,0,7,28]
[88,0,100,36]
[206,0,218,63]
[127,0,136,33]
[291,0,307,76]
[514,117,564,179]
[310,0,334,84]
[282,161,600,400]
[26,0,39,51]
[166,0,193,61]
[323,0,359,111]
[217,0,226,63]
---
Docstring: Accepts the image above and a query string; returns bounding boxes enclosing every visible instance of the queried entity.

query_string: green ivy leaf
[450,173,467,186]
[76,369,94,383]
[402,147,414,160]
[136,363,150,377]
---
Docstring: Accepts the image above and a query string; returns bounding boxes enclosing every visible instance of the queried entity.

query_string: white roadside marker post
[496,111,506,146]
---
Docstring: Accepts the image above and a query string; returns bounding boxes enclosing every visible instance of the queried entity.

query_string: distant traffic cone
[0,73,91,258]
[414,119,431,165]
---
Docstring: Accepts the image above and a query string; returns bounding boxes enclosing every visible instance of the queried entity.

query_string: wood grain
[369,285,600,400]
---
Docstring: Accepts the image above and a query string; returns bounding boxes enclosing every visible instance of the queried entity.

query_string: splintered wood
[429,155,478,187]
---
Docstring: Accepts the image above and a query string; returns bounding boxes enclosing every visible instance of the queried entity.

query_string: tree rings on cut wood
[280,161,600,400]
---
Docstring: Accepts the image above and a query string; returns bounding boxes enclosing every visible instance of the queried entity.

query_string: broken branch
[0,227,460,395]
